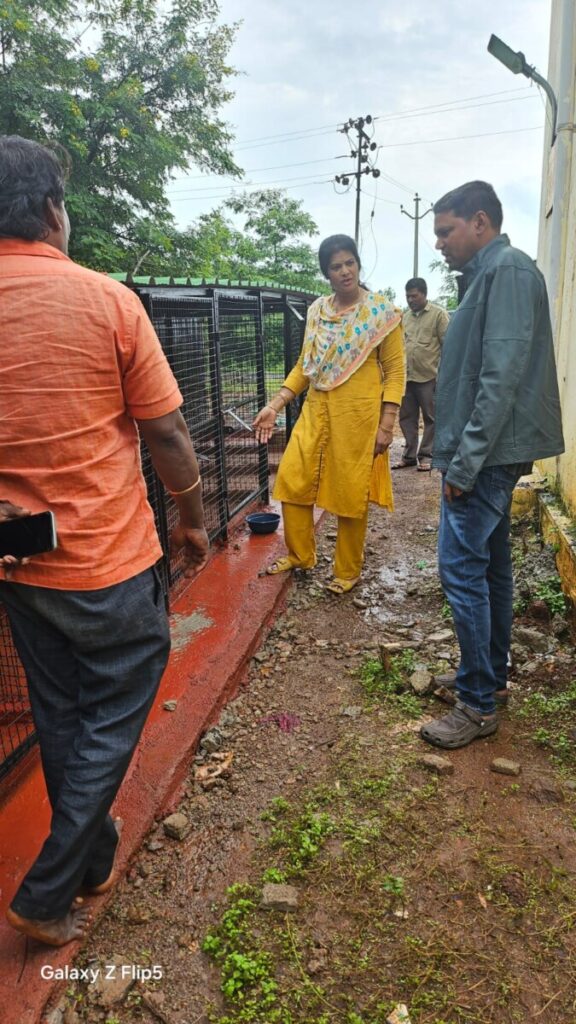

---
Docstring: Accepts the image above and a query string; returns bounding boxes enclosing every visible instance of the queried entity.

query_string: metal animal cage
[0,283,315,780]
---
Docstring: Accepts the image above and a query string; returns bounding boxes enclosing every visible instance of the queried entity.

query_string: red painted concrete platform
[0,508,304,1023]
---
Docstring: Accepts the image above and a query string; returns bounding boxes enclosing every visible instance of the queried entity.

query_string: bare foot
[6,903,92,947]
[81,817,124,895]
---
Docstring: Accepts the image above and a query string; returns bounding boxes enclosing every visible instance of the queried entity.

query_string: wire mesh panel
[0,607,35,781]
[0,283,317,782]
[216,290,267,521]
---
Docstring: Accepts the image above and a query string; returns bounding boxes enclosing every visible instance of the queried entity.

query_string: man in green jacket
[420,180,564,750]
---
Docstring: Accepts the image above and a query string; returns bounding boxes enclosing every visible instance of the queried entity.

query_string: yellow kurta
[273,322,405,519]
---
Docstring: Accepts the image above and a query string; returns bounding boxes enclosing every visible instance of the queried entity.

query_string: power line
[167,123,544,205]
[168,178,337,202]
[166,156,345,193]
[168,85,536,180]
[378,124,543,150]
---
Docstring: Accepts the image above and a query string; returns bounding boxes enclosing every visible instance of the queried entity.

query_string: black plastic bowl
[246,512,281,535]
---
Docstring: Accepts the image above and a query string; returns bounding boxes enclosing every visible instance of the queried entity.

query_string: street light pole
[487,34,558,144]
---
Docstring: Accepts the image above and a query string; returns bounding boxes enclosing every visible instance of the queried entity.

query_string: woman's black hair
[318,234,361,278]
[0,135,68,241]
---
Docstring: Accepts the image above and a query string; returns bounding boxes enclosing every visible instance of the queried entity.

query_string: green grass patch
[358,653,422,719]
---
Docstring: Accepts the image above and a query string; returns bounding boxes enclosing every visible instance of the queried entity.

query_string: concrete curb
[512,472,576,608]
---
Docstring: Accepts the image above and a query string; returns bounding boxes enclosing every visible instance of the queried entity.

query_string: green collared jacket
[432,234,564,491]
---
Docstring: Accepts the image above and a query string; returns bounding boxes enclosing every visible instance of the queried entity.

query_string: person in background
[0,135,209,946]
[393,277,449,472]
[421,180,564,750]
[253,234,405,594]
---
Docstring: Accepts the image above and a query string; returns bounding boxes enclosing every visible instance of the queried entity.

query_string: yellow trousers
[282,502,368,581]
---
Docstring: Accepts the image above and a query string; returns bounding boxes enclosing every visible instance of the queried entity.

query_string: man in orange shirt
[0,136,209,946]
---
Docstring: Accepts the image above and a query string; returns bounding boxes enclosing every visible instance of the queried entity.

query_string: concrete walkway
[0,511,297,1024]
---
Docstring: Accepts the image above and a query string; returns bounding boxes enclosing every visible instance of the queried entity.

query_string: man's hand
[170,525,210,578]
[0,500,30,522]
[0,501,31,577]
[374,426,394,456]
[443,481,465,502]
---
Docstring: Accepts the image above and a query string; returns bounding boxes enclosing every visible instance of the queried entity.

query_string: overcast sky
[168,0,552,301]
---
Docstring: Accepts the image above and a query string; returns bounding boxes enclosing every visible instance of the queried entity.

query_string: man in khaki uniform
[393,277,450,471]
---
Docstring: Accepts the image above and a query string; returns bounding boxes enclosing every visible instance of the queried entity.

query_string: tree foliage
[429,257,458,309]
[0,0,239,268]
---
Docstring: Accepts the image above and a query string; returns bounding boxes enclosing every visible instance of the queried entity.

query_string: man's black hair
[0,135,68,241]
[405,277,427,294]
[433,180,503,230]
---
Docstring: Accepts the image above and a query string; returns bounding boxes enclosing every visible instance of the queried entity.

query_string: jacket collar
[456,234,510,302]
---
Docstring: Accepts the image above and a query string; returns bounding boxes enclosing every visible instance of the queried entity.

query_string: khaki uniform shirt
[402,301,450,383]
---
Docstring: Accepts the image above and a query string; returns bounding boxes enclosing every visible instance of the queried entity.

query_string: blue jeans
[438,465,526,715]
[0,566,170,920]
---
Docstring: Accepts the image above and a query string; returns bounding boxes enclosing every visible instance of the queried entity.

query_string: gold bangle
[266,403,283,415]
[168,476,201,497]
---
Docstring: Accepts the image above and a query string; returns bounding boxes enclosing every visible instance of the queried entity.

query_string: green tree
[225,189,324,290]
[429,257,458,310]
[0,0,240,269]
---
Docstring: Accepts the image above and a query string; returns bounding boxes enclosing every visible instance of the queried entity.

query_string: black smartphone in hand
[0,511,57,559]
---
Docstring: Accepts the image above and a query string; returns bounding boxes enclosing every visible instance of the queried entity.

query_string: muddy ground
[52,451,576,1024]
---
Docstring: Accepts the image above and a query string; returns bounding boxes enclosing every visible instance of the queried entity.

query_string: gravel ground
[48,450,576,1024]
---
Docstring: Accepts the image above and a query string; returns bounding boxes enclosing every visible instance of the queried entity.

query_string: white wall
[537,0,576,513]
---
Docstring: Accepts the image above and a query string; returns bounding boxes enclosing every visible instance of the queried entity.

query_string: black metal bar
[254,291,270,502]
[210,290,230,539]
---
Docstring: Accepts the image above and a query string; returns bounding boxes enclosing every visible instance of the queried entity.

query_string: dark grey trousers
[398,378,436,461]
[0,566,170,920]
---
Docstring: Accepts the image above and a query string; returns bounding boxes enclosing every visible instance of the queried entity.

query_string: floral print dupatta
[301,290,401,391]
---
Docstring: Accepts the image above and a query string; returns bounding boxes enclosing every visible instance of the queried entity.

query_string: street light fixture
[487,33,558,145]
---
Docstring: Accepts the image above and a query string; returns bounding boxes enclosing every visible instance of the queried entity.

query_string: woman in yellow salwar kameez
[253,234,405,594]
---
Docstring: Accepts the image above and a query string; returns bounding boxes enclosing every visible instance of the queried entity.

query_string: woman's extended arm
[253,351,309,444]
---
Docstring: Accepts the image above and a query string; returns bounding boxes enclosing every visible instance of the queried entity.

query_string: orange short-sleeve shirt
[0,239,183,589]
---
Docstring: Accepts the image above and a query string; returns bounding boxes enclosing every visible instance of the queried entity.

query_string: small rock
[491,758,521,777]
[253,650,268,663]
[163,812,190,840]
[512,625,549,653]
[45,1011,64,1024]
[427,629,453,643]
[200,727,223,753]
[341,705,362,718]
[352,597,368,610]
[409,668,433,695]
[521,660,540,675]
[125,904,151,924]
[92,956,136,1007]
[162,699,177,712]
[419,753,454,775]
[63,1009,80,1024]
[261,883,299,912]
[528,777,565,804]
[147,839,164,852]
[552,614,570,638]
[387,1005,412,1024]
[527,599,551,621]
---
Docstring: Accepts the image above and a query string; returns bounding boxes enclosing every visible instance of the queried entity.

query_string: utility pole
[401,193,433,277]
[334,116,380,244]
